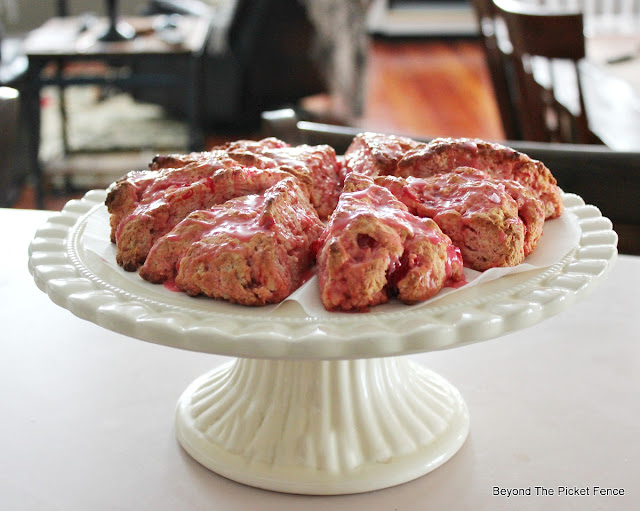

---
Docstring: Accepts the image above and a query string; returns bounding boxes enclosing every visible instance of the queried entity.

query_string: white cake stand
[28,190,617,495]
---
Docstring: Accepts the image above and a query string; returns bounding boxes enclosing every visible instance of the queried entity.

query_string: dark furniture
[136,0,327,129]
[473,0,640,152]
[0,20,29,207]
[469,0,522,140]
[0,87,23,207]
[492,0,597,144]
[22,14,211,209]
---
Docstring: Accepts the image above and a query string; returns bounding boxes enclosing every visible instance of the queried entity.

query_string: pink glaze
[319,181,464,310]
[116,166,291,252]
[404,172,512,218]
[168,194,268,244]
[142,176,324,287]
[334,187,448,247]
[163,280,181,293]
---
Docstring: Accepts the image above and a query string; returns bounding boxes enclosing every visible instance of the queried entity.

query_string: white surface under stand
[28,190,617,495]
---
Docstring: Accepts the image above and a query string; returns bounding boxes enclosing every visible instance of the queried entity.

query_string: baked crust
[396,137,563,219]
[344,132,423,178]
[167,177,323,305]
[149,137,288,170]
[317,174,463,311]
[105,169,158,243]
[377,167,545,270]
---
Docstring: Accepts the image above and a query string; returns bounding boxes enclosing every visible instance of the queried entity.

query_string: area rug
[41,85,189,156]
[40,85,189,188]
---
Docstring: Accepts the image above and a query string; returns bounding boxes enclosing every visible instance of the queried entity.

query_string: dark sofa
[135,0,327,129]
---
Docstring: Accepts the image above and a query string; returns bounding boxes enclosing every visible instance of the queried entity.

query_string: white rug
[40,86,189,188]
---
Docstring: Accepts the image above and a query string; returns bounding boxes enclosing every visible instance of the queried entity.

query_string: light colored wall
[3,0,149,34]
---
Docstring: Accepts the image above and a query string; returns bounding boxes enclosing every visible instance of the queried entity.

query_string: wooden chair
[492,0,599,144]
[522,0,640,34]
[470,0,523,140]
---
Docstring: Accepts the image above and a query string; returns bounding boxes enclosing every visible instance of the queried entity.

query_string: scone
[105,150,240,243]
[169,177,324,306]
[378,167,545,271]
[316,174,464,311]
[115,163,291,271]
[222,140,343,219]
[343,131,423,178]
[396,137,563,219]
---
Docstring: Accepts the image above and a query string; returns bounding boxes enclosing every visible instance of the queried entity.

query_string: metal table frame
[23,15,211,209]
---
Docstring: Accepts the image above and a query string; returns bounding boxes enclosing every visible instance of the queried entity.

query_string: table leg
[187,54,204,152]
[56,59,70,157]
[24,63,45,210]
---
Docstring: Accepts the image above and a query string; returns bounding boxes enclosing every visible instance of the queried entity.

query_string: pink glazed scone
[377,167,545,271]
[316,174,463,311]
[157,177,324,306]
[396,137,563,220]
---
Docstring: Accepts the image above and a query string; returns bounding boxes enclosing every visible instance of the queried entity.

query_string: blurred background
[1,0,638,252]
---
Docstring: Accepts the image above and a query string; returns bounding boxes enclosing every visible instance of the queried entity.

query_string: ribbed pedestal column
[175,357,469,494]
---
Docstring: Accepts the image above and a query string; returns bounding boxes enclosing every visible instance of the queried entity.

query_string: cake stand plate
[28,190,617,494]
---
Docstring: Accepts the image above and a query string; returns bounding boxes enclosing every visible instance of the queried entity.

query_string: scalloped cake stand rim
[28,189,618,361]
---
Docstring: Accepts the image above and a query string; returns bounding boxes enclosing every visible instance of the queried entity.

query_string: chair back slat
[518,0,640,33]
[502,8,586,60]
[470,0,523,139]
[492,0,598,144]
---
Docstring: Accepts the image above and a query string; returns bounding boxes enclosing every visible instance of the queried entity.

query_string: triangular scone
[343,132,423,178]
[396,137,563,219]
[377,167,545,271]
[157,177,324,306]
[114,162,291,271]
[317,174,464,312]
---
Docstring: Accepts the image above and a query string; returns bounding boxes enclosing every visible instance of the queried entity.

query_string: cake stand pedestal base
[175,357,469,495]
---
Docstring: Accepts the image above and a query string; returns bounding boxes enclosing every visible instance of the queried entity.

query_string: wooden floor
[11,37,503,211]
[360,38,504,140]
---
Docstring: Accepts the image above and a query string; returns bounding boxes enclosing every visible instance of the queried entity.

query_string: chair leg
[24,64,46,209]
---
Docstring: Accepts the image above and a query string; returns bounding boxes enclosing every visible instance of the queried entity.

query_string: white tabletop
[530,33,640,151]
[2,208,639,510]
[582,33,640,151]
[587,34,640,96]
